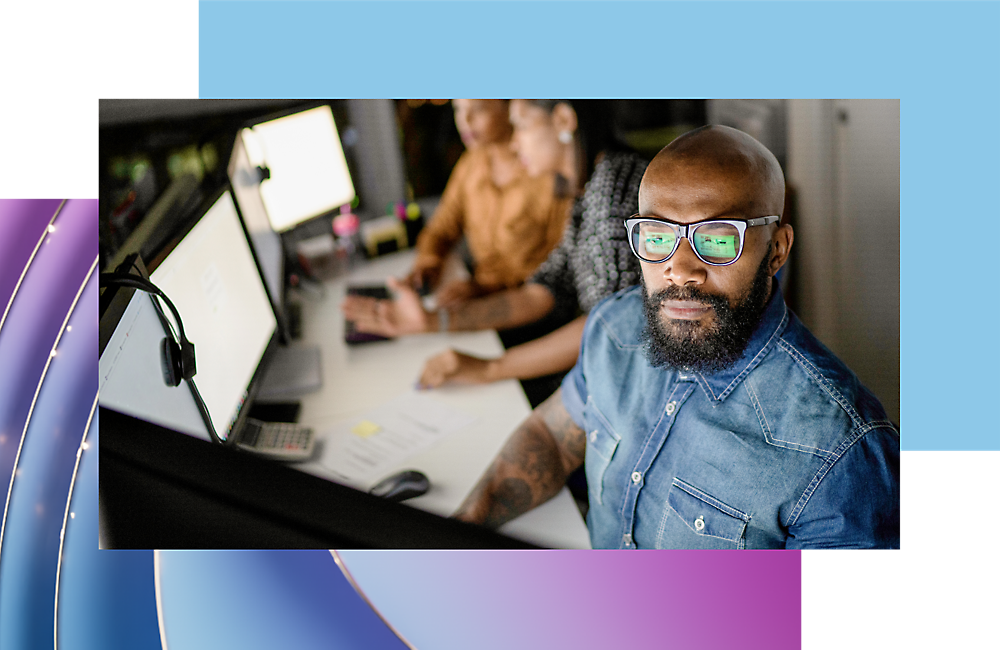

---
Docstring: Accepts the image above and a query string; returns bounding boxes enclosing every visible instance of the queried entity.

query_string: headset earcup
[160,337,183,387]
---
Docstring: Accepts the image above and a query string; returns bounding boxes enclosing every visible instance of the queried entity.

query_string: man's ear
[551,102,578,138]
[770,224,794,276]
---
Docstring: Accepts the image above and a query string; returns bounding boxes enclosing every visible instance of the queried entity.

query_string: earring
[558,130,573,144]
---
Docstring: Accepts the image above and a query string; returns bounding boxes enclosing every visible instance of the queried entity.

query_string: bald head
[640,125,785,220]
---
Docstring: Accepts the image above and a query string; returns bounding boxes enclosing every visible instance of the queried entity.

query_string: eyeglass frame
[623,214,780,267]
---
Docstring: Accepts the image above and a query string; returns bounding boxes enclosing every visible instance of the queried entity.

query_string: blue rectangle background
[201,0,1000,451]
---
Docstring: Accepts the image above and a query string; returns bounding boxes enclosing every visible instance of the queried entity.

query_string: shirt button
[694,515,705,531]
[665,401,677,415]
[623,533,632,547]
[631,471,642,484]
[590,430,597,443]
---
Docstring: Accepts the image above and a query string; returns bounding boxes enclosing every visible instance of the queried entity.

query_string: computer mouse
[369,469,430,502]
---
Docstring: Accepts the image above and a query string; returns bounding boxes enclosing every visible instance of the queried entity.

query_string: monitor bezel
[226,132,292,345]
[145,183,281,445]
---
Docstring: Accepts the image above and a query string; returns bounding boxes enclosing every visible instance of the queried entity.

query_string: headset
[99,256,222,444]
[99,272,196,386]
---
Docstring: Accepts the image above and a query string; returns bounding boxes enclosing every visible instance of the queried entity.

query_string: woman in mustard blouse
[406,99,573,307]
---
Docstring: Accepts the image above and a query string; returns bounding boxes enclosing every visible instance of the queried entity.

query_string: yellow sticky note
[351,420,381,438]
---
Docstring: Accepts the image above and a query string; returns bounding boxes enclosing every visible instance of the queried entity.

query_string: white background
[2,2,991,648]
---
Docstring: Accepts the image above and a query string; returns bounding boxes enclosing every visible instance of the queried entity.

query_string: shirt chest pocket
[660,478,751,550]
[583,399,621,507]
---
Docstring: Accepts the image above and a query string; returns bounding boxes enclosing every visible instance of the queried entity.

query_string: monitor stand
[255,344,322,402]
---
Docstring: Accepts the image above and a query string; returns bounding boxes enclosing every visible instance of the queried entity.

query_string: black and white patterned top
[530,151,648,318]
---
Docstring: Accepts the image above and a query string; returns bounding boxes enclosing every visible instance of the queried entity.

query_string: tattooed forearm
[449,284,555,332]
[540,389,587,469]
[499,416,564,495]
[451,292,513,331]
[481,478,533,528]
[453,390,585,528]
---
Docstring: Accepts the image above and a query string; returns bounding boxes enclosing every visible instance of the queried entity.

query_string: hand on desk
[418,349,495,389]
[341,277,430,336]
[418,315,589,389]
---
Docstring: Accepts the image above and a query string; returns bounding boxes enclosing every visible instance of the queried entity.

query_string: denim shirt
[561,285,900,549]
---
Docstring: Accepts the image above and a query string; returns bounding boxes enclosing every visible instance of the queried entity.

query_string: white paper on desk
[318,391,476,488]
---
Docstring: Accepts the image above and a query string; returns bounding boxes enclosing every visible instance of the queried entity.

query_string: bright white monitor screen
[100,289,215,442]
[150,192,277,439]
[228,134,284,305]
[243,105,355,232]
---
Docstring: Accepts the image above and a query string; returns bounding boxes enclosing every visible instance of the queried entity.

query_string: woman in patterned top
[341,100,647,390]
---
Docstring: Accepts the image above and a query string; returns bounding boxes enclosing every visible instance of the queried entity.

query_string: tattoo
[499,417,563,495]
[455,392,586,529]
[482,478,532,528]
[539,390,587,468]
[451,292,512,331]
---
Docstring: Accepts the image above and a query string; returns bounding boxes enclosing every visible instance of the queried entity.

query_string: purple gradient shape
[338,550,801,650]
[157,550,410,649]
[0,199,63,319]
[0,199,97,535]
[58,411,161,649]
[0,199,161,648]
[0,277,98,647]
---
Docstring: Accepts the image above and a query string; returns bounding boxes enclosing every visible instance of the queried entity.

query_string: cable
[99,272,222,445]
[100,274,189,358]
[185,378,221,445]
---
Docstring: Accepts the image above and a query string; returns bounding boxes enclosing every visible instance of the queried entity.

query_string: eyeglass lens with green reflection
[624,215,779,267]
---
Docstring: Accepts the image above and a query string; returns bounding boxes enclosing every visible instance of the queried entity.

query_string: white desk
[290,250,591,549]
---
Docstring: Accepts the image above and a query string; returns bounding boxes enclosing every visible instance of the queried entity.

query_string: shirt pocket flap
[583,399,621,506]
[583,401,620,461]
[667,478,750,544]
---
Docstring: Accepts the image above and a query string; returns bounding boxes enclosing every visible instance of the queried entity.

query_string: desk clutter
[294,201,424,280]
[98,101,591,548]
[303,391,476,492]
[360,202,424,257]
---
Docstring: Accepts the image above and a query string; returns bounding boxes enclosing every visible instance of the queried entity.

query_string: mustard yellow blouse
[414,145,572,291]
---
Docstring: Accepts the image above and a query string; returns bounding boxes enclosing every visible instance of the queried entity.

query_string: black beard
[640,245,773,374]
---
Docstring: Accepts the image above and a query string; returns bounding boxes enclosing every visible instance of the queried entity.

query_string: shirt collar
[691,284,789,403]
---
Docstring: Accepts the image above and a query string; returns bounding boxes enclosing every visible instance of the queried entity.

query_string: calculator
[234,417,316,462]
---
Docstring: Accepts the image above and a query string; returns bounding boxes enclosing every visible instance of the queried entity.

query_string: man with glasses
[454,125,900,549]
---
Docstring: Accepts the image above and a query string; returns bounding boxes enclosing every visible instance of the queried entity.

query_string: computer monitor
[99,264,533,548]
[227,132,324,401]
[242,105,355,232]
[229,133,283,306]
[99,187,278,442]
[228,132,288,338]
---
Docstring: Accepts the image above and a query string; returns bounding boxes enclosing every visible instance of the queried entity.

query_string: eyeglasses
[624,215,780,266]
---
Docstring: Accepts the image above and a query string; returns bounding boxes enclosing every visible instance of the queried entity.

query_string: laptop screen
[99,190,278,442]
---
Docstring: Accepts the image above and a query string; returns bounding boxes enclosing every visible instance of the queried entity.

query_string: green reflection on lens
[644,232,676,256]
[694,232,737,259]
